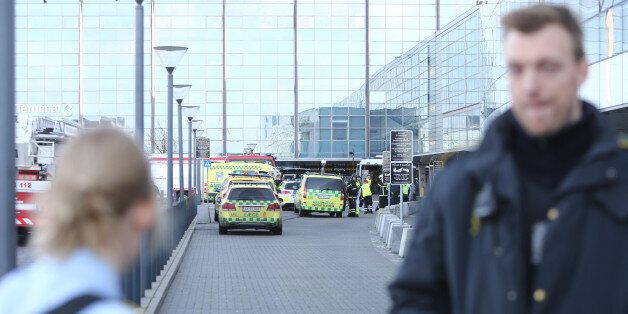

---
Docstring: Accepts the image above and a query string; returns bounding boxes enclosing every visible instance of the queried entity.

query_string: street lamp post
[182,106,200,198]
[132,2,146,304]
[153,46,187,206]
[134,0,144,147]
[0,0,16,276]
[154,46,187,272]
[192,120,203,204]
[173,85,192,201]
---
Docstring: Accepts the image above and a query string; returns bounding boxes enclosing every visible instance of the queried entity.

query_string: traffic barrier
[388,224,411,253]
[386,222,405,248]
[375,210,390,229]
[379,214,396,237]
[121,193,197,305]
[398,228,416,258]
[382,216,400,240]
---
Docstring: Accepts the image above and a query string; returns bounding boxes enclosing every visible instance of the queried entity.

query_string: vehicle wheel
[272,225,283,235]
[214,211,219,222]
[336,212,342,218]
[329,212,335,217]
[218,225,227,235]
[299,208,306,217]
[294,206,299,213]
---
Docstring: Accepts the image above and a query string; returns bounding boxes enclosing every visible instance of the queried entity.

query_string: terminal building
[14,0,627,165]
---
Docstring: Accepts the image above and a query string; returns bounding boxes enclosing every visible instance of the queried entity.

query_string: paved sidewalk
[158,209,397,313]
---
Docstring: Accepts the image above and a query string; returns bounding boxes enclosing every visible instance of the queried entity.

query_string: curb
[142,217,197,314]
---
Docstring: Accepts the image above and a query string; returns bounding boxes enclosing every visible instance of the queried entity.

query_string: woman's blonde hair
[33,128,152,257]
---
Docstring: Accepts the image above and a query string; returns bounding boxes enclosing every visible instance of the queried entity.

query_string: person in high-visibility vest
[361,177,373,214]
[402,183,410,202]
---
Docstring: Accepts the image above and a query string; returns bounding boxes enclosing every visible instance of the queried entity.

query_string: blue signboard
[203,160,212,168]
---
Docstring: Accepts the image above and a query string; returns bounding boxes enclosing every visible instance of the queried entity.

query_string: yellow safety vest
[361,181,372,197]
[402,184,410,195]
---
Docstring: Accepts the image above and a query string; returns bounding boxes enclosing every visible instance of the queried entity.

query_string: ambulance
[294,174,346,218]
[205,162,278,203]
[217,185,282,235]
[213,173,278,222]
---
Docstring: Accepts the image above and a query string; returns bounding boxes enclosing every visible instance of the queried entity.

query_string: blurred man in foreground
[390,5,628,313]
[0,129,156,313]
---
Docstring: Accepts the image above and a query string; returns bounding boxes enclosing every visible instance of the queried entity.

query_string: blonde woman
[0,128,156,313]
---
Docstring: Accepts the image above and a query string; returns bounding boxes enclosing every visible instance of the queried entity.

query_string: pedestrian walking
[0,128,156,313]
[389,5,628,313]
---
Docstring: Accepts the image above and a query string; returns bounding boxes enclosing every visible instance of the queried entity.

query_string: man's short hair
[501,4,584,60]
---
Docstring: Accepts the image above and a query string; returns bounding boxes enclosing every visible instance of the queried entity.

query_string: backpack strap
[46,294,104,314]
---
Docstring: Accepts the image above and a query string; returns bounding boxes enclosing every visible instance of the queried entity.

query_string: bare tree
[153,121,178,154]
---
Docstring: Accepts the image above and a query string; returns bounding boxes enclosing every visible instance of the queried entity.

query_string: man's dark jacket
[347,180,360,197]
[389,104,628,314]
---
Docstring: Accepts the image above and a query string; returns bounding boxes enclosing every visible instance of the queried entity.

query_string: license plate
[242,206,261,212]
[317,194,331,199]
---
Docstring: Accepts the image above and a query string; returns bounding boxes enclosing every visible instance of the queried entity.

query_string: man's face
[504,24,588,137]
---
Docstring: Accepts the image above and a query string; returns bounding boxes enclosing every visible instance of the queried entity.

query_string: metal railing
[121,193,197,305]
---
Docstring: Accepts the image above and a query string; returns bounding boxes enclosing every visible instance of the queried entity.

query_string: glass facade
[14,0,628,158]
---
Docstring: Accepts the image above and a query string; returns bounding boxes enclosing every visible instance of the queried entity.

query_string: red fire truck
[15,116,77,243]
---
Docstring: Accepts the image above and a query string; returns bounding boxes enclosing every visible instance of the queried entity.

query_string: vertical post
[167,70,174,255]
[193,130,198,204]
[167,72,174,205]
[436,0,440,31]
[0,0,16,276]
[135,0,144,147]
[134,0,145,304]
[178,102,184,201]
[399,185,403,223]
[78,0,84,126]
[150,1,156,153]
[188,119,192,199]
[387,183,390,210]
[221,0,227,155]
[364,0,370,158]
[293,0,299,158]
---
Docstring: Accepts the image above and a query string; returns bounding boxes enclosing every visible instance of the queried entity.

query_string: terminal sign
[390,162,413,185]
[390,130,413,162]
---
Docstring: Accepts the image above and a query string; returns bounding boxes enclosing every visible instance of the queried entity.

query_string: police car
[294,174,345,218]
[217,185,282,235]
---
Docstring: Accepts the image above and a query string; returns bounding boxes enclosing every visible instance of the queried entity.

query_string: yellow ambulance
[218,185,282,235]
[294,174,345,218]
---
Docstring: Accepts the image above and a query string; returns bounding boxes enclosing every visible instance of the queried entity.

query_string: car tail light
[222,203,236,211]
[268,203,280,211]
[303,190,307,199]
[282,190,291,194]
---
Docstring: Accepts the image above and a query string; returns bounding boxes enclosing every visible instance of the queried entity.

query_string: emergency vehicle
[278,180,300,210]
[217,185,282,235]
[294,174,346,218]
[225,154,276,167]
[213,173,278,222]
[205,161,279,202]
[15,116,78,242]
